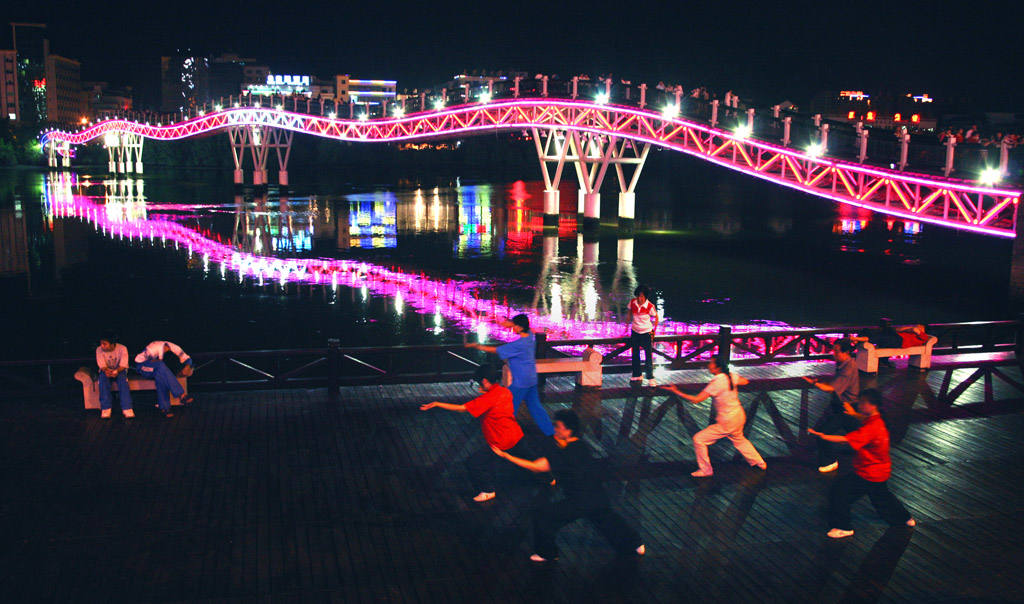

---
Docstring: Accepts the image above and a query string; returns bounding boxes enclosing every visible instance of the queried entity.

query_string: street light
[392,106,405,118]
[735,124,752,139]
[595,92,610,105]
[479,92,491,103]
[806,142,824,158]
[980,167,1002,186]
[433,99,445,110]
[661,105,678,119]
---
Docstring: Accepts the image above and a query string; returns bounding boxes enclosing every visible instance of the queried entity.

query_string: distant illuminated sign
[911,114,920,123]
[894,113,902,122]
[267,75,311,86]
[839,90,869,100]
[33,78,45,89]
[847,111,856,119]
[866,111,876,121]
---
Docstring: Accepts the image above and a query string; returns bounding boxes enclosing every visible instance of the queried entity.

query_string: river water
[0,150,1014,361]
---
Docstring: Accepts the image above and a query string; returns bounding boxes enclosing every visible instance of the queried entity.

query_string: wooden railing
[1,319,1020,400]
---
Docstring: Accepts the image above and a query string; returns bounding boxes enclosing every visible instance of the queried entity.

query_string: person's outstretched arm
[490,445,551,473]
[420,402,467,413]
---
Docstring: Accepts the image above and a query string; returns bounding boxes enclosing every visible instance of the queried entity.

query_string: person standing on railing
[95,331,133,419]
[808,389,916,538]
[420,364,538,503]
[627,284,659,387]
[661,356,766,477]
[803,339,860,473]
[467,314,555,436]
[135,340,195,417]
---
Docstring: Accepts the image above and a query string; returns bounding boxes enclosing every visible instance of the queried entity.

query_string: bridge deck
[1,354,1023,603]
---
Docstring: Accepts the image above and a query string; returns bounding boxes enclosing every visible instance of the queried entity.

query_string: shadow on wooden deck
[1,354,1022,603]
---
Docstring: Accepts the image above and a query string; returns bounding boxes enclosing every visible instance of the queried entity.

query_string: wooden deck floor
[2,354,1023,603]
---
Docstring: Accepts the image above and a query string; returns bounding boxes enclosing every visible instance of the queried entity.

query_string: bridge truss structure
[40,99,1022,237]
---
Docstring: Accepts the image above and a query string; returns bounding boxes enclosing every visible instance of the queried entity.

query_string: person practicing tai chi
[492,410,645,561]
[808,389,916,538]
[662,356,766,477]
[135,340,195,417]
[95,331,134,419]
[627,284,659,386]
[420,364,536,503]
[803,339,860,473]
[466,314,555,436]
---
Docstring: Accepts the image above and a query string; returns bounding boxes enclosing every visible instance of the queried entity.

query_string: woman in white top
[662,357,766,477]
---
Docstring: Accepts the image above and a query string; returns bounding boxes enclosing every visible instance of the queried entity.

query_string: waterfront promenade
[1,354,1022,603]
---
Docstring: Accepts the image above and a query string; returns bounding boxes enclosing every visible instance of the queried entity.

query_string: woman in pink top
[663,357,766,477]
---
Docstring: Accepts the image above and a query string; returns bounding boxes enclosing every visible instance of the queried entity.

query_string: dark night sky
[9,0,1024,110]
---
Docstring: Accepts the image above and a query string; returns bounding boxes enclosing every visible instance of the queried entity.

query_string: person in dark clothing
[803,339,861,472]
[857,318,903,350]
[491,409,645,561]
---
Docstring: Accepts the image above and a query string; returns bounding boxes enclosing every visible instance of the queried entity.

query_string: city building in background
[82,82,132,119]
[44,53,83,125]
[811,89,938,131]
[1,49,17,121]
[11,22,47,123]
[335,76,396,106]
[160,51,209,113]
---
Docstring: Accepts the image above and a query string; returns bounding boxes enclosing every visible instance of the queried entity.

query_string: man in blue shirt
[468,314,555,436]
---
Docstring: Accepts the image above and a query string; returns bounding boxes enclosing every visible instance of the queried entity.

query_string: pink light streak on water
[45,180,794,346]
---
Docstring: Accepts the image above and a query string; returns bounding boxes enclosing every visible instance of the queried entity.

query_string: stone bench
[856,336,938,373]
[502,347,603,389]
[74,367,189,410]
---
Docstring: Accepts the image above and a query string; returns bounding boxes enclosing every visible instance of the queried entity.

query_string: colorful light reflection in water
[42,173,796,347]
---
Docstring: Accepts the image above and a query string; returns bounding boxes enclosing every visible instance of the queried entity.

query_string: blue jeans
[136,360,185,412]
[509,384,554,436]
[98,371,132,410]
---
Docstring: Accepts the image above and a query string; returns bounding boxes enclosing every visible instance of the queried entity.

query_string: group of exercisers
[421,293,916,561]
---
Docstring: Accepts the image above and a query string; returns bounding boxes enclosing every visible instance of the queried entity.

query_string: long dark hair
[712,356,734,390]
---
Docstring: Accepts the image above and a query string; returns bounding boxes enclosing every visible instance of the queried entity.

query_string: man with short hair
[803,339,860,472]
[493,409,645,561]
[420,364,535,502]
[809,389,916,538]
[95,331,133,419]
[467,314,554,436]
[135,340,195,417]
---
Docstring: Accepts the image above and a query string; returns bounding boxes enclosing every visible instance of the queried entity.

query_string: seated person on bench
[895,324,931,348]
[851,318,904,367]
[135,340,195,417]
[96,330,134,420]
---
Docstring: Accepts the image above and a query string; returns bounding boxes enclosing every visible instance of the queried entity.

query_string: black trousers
[827,472,912,531]
[630,330,654,379]
[817,398,861,466]
[533,498,641,559]
[465,439,535,494]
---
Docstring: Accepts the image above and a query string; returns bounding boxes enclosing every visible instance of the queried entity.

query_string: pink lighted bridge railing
[42,175,804,357]
[41,100,1023,238]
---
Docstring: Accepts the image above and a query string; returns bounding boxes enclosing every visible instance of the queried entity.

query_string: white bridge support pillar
[269,127,294,188]
[944,137,956,177]
[229,125,248,185]
[532,127,573,228]
[571,130,616,233]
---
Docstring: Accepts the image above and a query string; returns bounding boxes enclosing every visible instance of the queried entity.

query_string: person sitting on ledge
[135,340,195,417]
[95,330,133,420]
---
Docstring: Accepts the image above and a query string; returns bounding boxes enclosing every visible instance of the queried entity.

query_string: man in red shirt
[421,364,534,503]
[809,389,916,538]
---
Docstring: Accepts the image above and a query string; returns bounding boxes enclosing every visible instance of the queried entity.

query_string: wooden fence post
[327,338,340,402]
[718,326,732,364]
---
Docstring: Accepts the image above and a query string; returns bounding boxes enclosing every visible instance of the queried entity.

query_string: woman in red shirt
[808,389,916,538]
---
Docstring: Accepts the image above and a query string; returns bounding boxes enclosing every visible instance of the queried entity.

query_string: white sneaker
[827,528,854,538]
[100,409,111,419]
[122,409,135,419]
[818,461,839,473]
[472,492,496,502]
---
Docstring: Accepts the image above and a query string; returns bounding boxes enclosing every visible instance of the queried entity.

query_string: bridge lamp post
[392,106,405,118]
[661,105,678,120]
[214,104,222,111]
[479,91,491,104]
[328,112,336,119]
[595,92,610,105]
[979,167,1002,186]
[358,113,369,121]
[433,99,445,111]
[734,124,752,140]
[806,142,824,158]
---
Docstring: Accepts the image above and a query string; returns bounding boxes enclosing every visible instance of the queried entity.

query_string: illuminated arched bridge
[40,99,1022,238]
